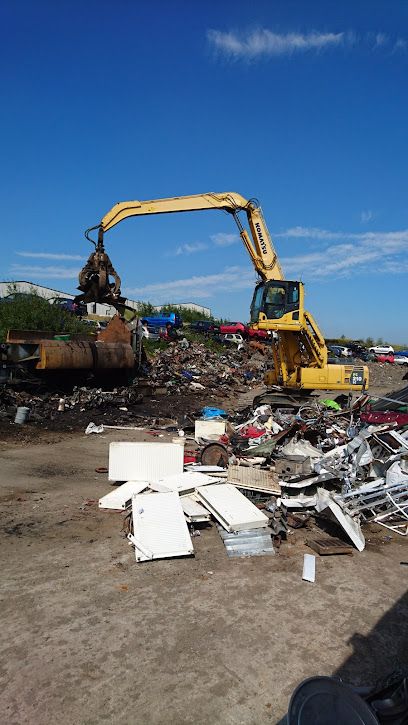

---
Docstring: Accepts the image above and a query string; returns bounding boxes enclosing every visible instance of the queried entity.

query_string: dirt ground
[1,417,407,725]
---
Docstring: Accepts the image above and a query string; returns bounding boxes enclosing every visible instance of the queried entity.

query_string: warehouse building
[0,281,211,319]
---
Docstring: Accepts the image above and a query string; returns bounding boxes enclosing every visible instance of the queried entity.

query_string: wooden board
[306,537,353,556]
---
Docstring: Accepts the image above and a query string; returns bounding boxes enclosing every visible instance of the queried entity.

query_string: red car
[375,353,395,364]
[219,321,249,335]
[248,327,269,340]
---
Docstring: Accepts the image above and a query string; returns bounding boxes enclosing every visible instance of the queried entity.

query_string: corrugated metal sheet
[217,525,274,557]
[181,495,211,522]
[108,442,184,482]
[153,471,223,495]
[371,385,408,411]
[99,480,149,510]
[196,483,269,532]
[129,492,194,562]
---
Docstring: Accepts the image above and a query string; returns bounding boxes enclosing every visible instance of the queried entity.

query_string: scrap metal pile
[147,340,264,395]
[97,385,408,565]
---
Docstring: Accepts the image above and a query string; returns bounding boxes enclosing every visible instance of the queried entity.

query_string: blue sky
[1,0,407,342]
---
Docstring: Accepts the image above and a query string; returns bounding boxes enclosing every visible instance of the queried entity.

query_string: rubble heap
[148,341,264,395]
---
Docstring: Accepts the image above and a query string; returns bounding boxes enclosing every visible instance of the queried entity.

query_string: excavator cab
[250,280,303,329]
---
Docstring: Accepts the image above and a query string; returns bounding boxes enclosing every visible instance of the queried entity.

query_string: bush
[0,286,90,342]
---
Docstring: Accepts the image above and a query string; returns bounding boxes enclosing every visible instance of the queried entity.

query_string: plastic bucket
[14,407,30,424]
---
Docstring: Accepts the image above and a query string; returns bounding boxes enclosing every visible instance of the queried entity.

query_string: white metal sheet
[181,495,211,522]
[99,480,149,510]
[153,471,223,495]
[108,442,184,482]
[302,554,316,583]
[130,492,194,562]
[195,419,226,442]
[316,488,365,551]
[184,464,227,475]
[196,483,269,532]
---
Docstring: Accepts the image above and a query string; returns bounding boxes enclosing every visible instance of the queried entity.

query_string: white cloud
[207,28,348,60]
[207,27,407,61]
[211,232,240,247]
[360,210,374,223]
[278,227,408,280]
[10,264,80,279]
[374,32,388,47]
[122,225,408,304]
[175,242,208,256]
[276,226,341,240]
[123,266,256,303]
[393,38,407,52]
[16,251,85,261]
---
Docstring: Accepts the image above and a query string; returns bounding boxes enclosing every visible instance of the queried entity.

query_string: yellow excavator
[76,192,368,404]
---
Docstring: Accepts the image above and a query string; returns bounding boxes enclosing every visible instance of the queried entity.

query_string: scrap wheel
[253,388,316,411]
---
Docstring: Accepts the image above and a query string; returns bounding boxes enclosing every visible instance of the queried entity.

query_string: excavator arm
[79,193,283,306]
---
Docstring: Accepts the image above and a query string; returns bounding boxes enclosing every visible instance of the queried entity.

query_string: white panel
[184,464,228,476]
[181,495,211,522]
[195,419,226,442]
[316,488,365,551]
[196,483,269,532]
[108,442,184,482]
[130,492,194,562]
[99,480,149,510]
[153,471,223,495]
[302,554,316,583]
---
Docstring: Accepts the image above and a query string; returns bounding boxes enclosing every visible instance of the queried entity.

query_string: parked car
[49,297,87,317]
[190,320,218,334]
[142,312,182,329]
[219,322,249,336]
[369,345,394,355]
[141,325,161,342]
[328,345,352,357]
[394,350,408,357]
[248,327,269,340]
[222,333,245,348]
[375,353,395,364]
[394,355,408,366]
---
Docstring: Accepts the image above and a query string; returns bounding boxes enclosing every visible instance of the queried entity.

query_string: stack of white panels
[181,495,211,523]
[196,484,269,532]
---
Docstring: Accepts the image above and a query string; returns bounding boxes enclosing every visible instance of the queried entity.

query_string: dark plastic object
[199,442,228,468]
[288,676,380,725]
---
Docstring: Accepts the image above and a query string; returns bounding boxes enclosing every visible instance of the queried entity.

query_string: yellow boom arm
[94,192,283,282]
